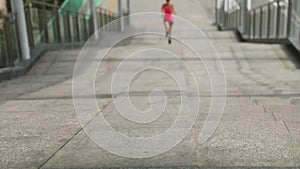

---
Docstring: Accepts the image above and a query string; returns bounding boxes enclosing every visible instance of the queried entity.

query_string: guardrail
[24,0,93,47]
[216,0,300,50]
[0,13,21,68]
[96,7,129,31]
[0,0,123,69]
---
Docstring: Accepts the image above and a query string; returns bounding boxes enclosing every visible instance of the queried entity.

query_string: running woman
[161,0,176,44]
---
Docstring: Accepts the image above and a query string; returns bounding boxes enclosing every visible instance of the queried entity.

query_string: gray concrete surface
[0,0,300,169]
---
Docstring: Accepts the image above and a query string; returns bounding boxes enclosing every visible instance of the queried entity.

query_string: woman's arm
[172,4,176,14]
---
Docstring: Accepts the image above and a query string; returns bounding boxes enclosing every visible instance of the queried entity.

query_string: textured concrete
[0,0,300,169]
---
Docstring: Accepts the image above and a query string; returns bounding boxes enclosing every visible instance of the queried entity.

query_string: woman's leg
[168,22,173,44]
[164,21,169,37]
[168,24,172,38]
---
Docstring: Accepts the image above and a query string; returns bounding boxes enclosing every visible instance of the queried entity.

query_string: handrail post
[259,7,263,38]
[118,0,124,32]
[253,10,256,38]
[244,0,251,36]
[54,7,61,43]
[276,1,281,39]
[224,0,229,27]
[66,11,71,42]
[267,3,271,38]
[41,6,49,43]
[100,9,105,27]
[89,0,98,39]
[286,0,292,39]
[83,15,88,41]
[216,0,220,24]
[24,5,34,48]
[75,13,80,42]
[3,17,14,67]
[127,0,130,25]
[10,0,30,60]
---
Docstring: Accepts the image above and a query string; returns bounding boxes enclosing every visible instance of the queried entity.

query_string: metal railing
[216,0,300,50]
[0,0,122,69]
[24,0,93,47]
[96,7,129,31]
[0,13,21,68]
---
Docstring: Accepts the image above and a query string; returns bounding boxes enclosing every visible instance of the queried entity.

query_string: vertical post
[41,6,49,43]
[24,6,34,48]
[259,7,263,38]
[10,0,30,60]
[118,0,124,32]
[267,4,271,38]
[253,10,256,38]
[83,15,88,40]
[224,0,229,27]
[89,0,98,39]
[216,0,220,24]
[286,0,292,38]
[248,11,251,38]
[246,0,251,10]
[66,11,71,42]
[54,7,61,43]
[276,1,281,39]
[244,0,251,36]
[100,9,105,27]
[127,0,130,25]
[75,14,80,42]
[3,17,14,66]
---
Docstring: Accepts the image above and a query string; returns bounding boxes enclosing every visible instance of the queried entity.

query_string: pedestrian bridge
[0,0,299,168]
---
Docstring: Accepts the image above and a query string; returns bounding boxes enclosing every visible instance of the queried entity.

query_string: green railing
[216,0,300,50]
[24,0,92,47]
[0,0,121,69]
[60,0,87,12]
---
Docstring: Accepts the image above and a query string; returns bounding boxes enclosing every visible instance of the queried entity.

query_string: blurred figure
[0,0,7,15]
[0,0,7,28]
[161,0,176,44]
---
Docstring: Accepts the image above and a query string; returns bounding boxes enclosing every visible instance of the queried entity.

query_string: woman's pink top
[163,4,174,23]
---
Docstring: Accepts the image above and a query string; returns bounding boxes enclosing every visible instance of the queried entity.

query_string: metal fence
[0,13,21,68]
[216,0,300,50]
[0,0,124,69]
[24,1,94,48]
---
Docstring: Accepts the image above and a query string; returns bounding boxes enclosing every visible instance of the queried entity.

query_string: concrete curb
[0,43,84,82]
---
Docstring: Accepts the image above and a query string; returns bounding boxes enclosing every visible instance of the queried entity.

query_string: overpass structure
[0,0,299,168]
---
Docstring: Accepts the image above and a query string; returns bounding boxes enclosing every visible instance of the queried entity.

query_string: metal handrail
[24,0,87,15]
[216,0,300,50]
[0,1,124,70]
[248,0,285,12]
[0,13,17,19]
[0,13,21,68]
